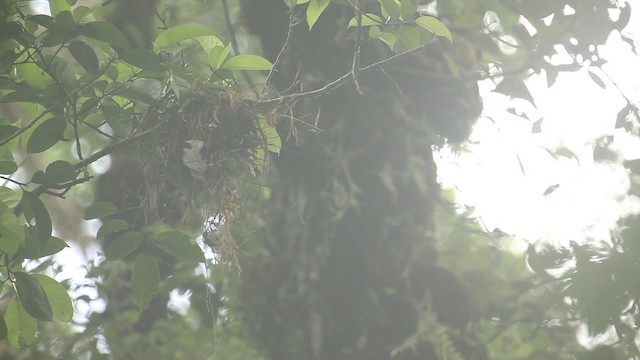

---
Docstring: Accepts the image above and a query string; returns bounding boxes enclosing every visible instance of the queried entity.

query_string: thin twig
[256,41,433,106]
[350,0,365,95]
[0,176,27,188]
[13,128,156,216]
[263,10,298,96]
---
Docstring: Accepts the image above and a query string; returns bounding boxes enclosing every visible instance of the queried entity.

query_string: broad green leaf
[400,0,417,20]
[97,219,129,239]
[208,46,230,70]
[68,40,100,75]
[5,298,36,347]
[15,62,54,89]
[0,50,20,76]
[25,14,55,29]
[126,78,162,103]
[223,54,273,71]
[379,0,401,20]
[169,74,191,100]
[369,26,397,49]
[155,231,205,262]
[22,235,68,259]
[259,118,282,155]
[197,35,224,53]
[281,0,309,5]
[32,274,73,322]
[307,0,331,29]
[0,202,25,256]
[0,315,7,340]
[154,23,219,49]
[0,186,21,207]
[0,160,17,174]
[81,21,129,49]
[415,16,453,43]
[26,117,66,153]
[119,49,163,73]
[105,231,143,260]
[21,191,52,247]
[131,253,160,310]
[53,11,76,30]
[0,125,19,143]
[397,25,421,49]
[14,271,53,322]
[31,160,76,184]
[49,0,71,16]
[348,13,384,27]
[84,201,118,220]
[100,101,132,137]
[0,84,42,104]
[73,6,94,23]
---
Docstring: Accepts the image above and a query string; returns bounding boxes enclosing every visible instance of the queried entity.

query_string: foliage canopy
[0,0,638,359]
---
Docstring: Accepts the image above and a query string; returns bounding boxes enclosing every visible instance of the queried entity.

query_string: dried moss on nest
[140,85,274,240]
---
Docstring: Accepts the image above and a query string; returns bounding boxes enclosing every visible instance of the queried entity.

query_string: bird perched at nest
[182,140,208,181]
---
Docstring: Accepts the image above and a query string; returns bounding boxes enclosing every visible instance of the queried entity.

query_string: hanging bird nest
[133,84,278,261]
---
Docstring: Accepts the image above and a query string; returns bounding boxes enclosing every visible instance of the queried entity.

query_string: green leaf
[97,219,129,240]
[369,26,397,49]
[0,84,42,104]
[0,186,21,207]
[0,315,7,340]
[208,46,230,70]
[25,14,55,29]
[14,271,53,322]
[223,54,273,71]
[105,231,143,260]
[0,125,19,143]
[73,6,94,23]
[26,117,66,153]
[21,191,52,247]
[348,13,384,27]
[83,201,118,220]
[49,0,71,16]
[415,16,453,43]
[155,231,205,262]
[5,298,36,347]
[197,35,224,53]
[0,50,20,76]
[81,21,129,49]
[116,79,161,104]
[259,118,282,155]
[0,160,17,174]
[119,49,163,73]
[131,253,160,310]
[307,0,331,29]
[169,74,191,100]
[68,40,100,75]
[31,160,76,184]
[22,236,68,259]
[32,274,73,322]
[400,0,417,20]
[0,202,25,256]
[379,0,401,20]
[397,25,421,49]
[15,62,54,89]
[100,101,132,137]
[154,23,219,49]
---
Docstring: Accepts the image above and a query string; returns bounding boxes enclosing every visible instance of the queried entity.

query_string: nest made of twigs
[138,85,274,258]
